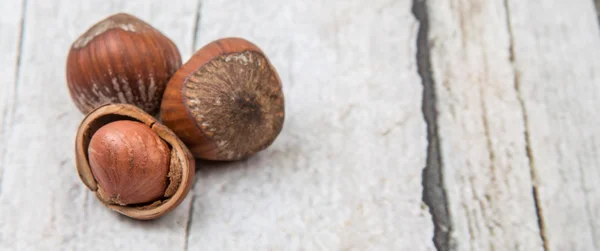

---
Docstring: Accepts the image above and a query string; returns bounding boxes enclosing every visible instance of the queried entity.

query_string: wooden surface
[425,0,542,250]
[508,1,600,250]
[0,0,598,250]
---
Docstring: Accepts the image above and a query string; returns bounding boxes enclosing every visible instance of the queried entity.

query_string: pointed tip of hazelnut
[66,13,182,115]
[71,13,151,50]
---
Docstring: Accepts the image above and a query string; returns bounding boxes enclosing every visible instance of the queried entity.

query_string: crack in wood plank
[594,0,600,22]
[461,202,475,251]
[185,1,203,250]
[191,0,202,52]
[503,1,549,250]
[412,0,452,250]
[0,0,28,197]
[184,190,196,251]
[478,51,498,251]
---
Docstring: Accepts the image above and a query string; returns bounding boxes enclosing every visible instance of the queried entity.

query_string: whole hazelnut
[76,104,195,220]
[88,120,170,206]
[66,13,182,115]
[161,37,285,160]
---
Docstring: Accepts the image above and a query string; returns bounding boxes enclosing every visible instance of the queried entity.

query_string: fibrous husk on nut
[161,37,285,161]
[75,103,195,220]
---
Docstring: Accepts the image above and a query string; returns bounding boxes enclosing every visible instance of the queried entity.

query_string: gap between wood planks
[414,0,552,250]
[0,0,28,197]
[191,0,202,54]
[184,1,203,250]
[411,0,453,250]
[184,183,198,251]
[595,0,600,23]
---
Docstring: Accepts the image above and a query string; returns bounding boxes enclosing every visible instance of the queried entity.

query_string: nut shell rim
[75,103,195,220]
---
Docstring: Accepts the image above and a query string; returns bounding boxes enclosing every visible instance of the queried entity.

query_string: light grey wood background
[0,0,598,250]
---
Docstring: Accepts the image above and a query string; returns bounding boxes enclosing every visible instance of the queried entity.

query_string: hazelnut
[161,37,285,160]
[66,13,182,115]
[76,104,195,220]
[88,120,170,206]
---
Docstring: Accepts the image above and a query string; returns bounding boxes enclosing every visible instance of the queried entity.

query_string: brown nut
[88,120,170,206]
[75,103,195,220]
[66,13,182,115]
[161,37,285,160]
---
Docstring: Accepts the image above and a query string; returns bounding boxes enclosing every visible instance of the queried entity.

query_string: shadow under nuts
[76,104,195,220]
[66,13,181,115]
[161,37,285,160]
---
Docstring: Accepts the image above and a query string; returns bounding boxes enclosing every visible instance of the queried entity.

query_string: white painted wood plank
[187,0,434,250]
[507,0,600,250]
[0,0,24,193]
[0,1,197,250]
[426,0,544,250]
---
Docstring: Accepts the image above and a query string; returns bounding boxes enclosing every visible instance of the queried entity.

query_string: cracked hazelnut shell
[161,37,285,160]
[75,104,195,220]
[66,13,182,115]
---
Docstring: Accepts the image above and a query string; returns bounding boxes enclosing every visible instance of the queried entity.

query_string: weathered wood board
[0,0,599,250]
[0,0,24,200]
[507,0,600,250]
[425,0,543,250]
[186,0,434,250]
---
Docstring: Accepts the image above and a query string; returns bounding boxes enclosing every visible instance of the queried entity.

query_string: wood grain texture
[0,0,24,196]
[426,0,544,250]
[0,1,197,249]
[0,0,598,249]
[186,0,435,250]
[507,0,600,250]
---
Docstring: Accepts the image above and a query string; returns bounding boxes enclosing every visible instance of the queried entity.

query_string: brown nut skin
[88,120,171,206]
[66,13,182,115]
[75,104,195,220]
[161,37,285,160]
